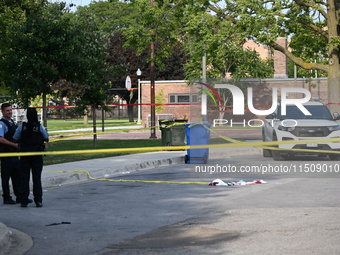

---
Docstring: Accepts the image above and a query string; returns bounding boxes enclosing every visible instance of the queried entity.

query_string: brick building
[244,37,288,78]
[140,80,201,126]
[140,78,328,126]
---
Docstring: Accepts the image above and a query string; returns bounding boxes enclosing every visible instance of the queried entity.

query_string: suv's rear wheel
[262,128,272,157]
[272,150,285,161]
[272,134,285,161]
[263,148,271,157]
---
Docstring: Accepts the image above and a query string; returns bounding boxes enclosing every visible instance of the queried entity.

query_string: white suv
[262,101,340,160]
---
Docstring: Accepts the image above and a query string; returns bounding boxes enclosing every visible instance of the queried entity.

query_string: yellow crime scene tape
[2,137,340,158]
[2,122,340,157]
[3,123,340,185]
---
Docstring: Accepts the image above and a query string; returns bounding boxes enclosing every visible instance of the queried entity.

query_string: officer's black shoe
[16,198,33,204]
[3,198,16,204]
[21,203,28,208]
[35,202,43,208]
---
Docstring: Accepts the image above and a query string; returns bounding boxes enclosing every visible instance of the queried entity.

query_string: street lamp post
[137,68,142,124]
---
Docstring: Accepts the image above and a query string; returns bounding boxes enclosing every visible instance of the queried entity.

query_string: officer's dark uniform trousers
[19,122,44,204]
[1,157,21,200]
[1,120,21,201]
[20,154,43,204]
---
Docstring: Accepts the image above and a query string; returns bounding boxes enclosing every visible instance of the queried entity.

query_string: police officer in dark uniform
[13,108,49,207]
[0,103,22,204]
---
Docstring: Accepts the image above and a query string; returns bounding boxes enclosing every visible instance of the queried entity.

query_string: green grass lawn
[46,118,137,132]
[44,139,162,165]
[42,118,160,165]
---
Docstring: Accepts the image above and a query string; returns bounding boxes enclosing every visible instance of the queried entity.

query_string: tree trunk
[84,114,88,125]
[128,105,134,122]
[92,107,97,147]
[327,42,340,113]
[101,107,105,132]
[43,91,47,127]
[327,74,340,113]
[327,0,340,113]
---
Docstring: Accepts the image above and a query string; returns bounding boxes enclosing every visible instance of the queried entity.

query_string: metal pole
[137,78,141,124]
[202,51,207,121]
[43,91,47,127]
[294,64,297,98]
[150,41,157,138]
[149,0,157,138]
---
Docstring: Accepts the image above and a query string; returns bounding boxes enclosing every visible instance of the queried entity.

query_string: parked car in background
[262,101,340,160]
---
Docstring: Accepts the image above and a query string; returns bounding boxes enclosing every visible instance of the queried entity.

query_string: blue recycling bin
[185,122,210,164]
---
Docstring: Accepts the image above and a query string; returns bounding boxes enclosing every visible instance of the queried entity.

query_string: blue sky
[66,0,92,6]
[51,0,93,7]
[50,0,94,11]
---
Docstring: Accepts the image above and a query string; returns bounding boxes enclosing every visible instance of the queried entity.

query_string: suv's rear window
[278,105,333,120]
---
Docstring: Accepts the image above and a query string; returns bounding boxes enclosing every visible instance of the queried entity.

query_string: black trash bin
[169,120,187,146]
[159,119,173,146]
[159,119,187,147]
[185,121,210,164]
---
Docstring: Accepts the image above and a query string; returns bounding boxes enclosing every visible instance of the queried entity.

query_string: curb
[0,225,33,255]
[0,222,11,255]
[41,155,185,189]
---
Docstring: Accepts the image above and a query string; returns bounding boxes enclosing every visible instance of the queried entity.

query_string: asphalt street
[1,152,340,255]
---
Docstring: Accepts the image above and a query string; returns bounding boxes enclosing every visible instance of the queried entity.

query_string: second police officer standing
[14,108,49,208]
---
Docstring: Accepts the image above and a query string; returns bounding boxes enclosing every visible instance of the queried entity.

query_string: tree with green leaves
[122,1,274,121]
[122,0,181,69]
[75,0,140,34]
[77,0,187,81]
[0,0,27,89]
[182,10,273,79]
[76,0,188,123]
[204,0,340,110]
[121,0,273,80]
[0,1,111,142]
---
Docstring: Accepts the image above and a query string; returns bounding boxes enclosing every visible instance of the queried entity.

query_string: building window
[169,94,198,104]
